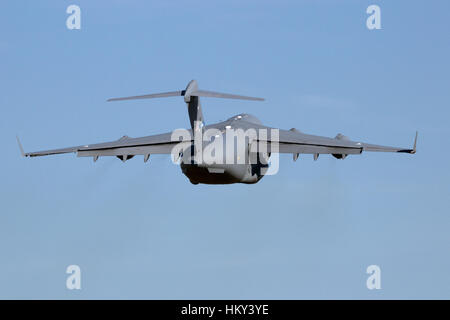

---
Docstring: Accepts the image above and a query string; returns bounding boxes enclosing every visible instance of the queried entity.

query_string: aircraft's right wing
[17,131,193,161]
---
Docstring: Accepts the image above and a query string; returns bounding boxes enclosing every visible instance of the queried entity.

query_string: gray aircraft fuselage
[179,114,268,185]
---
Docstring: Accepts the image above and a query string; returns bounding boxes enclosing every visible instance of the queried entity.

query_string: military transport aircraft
[17,80,417,185]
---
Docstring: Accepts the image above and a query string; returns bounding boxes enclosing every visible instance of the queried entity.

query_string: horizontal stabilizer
[190,90,264,101]
[107,80,264,102]
[107,91,183,102]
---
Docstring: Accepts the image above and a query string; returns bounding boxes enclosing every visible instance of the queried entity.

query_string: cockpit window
[227,114,261,124]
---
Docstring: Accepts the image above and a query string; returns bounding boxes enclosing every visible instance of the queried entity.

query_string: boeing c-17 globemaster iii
[17,80,417,185]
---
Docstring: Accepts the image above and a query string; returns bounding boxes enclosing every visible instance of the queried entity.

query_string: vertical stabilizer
[183,80,204,130]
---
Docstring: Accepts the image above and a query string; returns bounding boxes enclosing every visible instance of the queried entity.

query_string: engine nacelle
[333,133,350,159]
[332,153,347,159]
[116,155,134,162]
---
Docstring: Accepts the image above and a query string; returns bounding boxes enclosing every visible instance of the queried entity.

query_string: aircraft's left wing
[256,127,417,158]
[17,132,192,161]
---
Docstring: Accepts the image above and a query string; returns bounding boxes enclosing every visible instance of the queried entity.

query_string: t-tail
[107,80,264,130]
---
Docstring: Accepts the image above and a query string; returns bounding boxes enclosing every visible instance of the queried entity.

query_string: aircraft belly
[180,163,255,185]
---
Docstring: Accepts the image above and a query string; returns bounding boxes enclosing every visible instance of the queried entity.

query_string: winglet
[16,135,26,157]
[411,131,418,154]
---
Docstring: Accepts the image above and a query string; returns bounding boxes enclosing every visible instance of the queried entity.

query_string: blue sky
[1,0,449,299]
